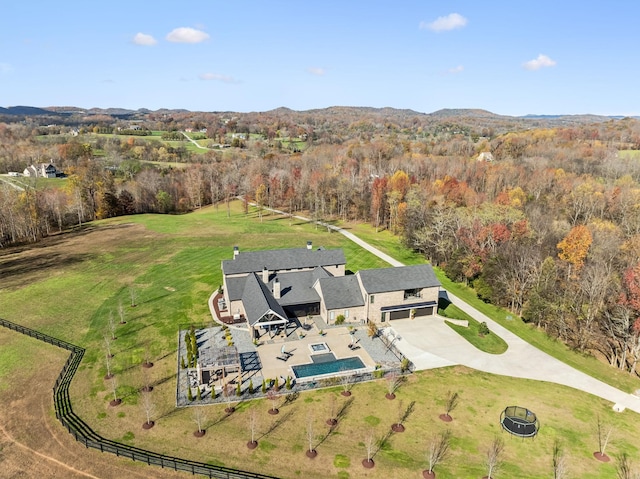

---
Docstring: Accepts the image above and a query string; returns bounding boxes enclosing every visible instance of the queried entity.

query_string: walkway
[249,202,640,414]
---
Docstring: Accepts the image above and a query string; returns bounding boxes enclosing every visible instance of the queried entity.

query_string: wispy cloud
[420,13,468,32]
[0,62,14,74]
[132,33,157,46]
[198,72,240,84]
[166,27,209,44]
[307,67,326,76]
[523,54,557,71]
[447,65,464,74]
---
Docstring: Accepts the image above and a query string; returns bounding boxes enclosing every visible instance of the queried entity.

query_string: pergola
[196,345,241,386]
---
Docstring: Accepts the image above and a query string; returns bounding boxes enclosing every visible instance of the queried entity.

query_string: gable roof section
[316,275,365,310]
[271,267,328,306]
[222,248,345,275]
[358,264,440,294]
[241,273,288,326]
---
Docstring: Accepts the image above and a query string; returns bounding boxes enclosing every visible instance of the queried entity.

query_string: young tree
[223,383,236,414]
[616,452,640,479]
[326,394,337,426]
[485,436,504,479]
[424,429,452,478]
[362,429,376,468]
[267,389,279,415]
[103,333,113,359]
[594,415,613,461]
[247,409,258,449]
[385,371,401,399]
[340,370,354,397]
[192,406,208,437]
[109,376,121,407]
[129,285,138,307]
[140,363,153,393]
[306,414,317,458]
[552,439,569,479]
[141,389,155,429]
[107,312,117,341]
[104,352,114,380]
[117,300,126,324]
[440,390,459,422]
[187,384,194,402]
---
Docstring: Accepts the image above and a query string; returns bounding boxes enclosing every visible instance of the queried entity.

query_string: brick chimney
[273,278,281,299]
[262,266,269,283]
[233,246,239,259]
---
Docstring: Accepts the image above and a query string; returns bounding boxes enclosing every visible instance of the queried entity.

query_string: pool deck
[257,327,376,380]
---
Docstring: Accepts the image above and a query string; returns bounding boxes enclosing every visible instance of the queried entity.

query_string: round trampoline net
[500,406,539,438]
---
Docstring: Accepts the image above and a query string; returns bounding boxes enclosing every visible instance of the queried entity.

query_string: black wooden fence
[0,318,279,479]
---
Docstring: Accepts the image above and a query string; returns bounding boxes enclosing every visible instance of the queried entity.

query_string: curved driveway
[249,201,640,413]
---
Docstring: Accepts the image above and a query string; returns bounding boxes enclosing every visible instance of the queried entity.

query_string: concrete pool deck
[256,326,377,380]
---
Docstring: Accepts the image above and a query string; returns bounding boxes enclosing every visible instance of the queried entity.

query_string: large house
[221,243,441,338]
[23,163,61,178]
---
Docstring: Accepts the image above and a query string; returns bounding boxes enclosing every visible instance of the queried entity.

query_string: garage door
[389,309,411,320]
[414,306,433,317]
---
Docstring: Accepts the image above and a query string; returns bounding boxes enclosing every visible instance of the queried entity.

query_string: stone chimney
[273,278,281,299]
[233,246,239,259]
[307,240,313,250]
[262,266,269,283]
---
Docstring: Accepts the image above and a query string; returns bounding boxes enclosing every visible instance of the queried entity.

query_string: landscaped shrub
[335,314,345,325]
[180,356,186,369]
[236,382,242,397]
[196,386,202,400]
[479,322,490,336]
[261,379,267,394]
[187,385,194,401]
[248,379,254,394]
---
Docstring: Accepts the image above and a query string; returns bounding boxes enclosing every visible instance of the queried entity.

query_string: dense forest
[3,106,640,378]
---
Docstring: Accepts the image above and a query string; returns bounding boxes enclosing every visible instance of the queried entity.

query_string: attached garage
[389,309,411,320]
[382,301,437,321]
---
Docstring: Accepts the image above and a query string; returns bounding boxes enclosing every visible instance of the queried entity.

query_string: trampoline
[500,406,539,438]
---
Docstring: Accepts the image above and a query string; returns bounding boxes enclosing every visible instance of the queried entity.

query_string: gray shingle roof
[357,264,440,294]
[271,268,328,306]
[317,275,365,310]
[222,248,346,275]
[241,273,288,326]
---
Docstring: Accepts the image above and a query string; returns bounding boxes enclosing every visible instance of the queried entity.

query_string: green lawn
[2,201,640,478]
[439,304,508,354]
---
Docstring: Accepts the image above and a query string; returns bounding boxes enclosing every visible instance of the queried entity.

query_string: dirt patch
[0,223,158,291]
[0,332,184,478]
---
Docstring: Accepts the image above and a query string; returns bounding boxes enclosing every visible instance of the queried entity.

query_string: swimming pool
[292,356,366,379]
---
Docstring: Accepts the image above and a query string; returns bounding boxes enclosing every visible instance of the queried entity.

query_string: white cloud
[523,54,557,71]
[307,67,326,76]
[447,65,464,74]
[166,27,209,44]
[198,73,239,84]
[132,33,157,46]
[420,13,468,32]
[0,62,14,74]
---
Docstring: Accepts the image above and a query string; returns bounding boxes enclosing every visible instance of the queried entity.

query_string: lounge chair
[276,355,289,362]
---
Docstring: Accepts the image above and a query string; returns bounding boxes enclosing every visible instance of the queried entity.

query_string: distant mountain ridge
[0,104,637,122]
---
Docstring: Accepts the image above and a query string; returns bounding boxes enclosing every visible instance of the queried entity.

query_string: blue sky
[1,1,638,116]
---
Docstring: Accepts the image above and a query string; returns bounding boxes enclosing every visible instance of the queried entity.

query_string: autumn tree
[557,225,592,278]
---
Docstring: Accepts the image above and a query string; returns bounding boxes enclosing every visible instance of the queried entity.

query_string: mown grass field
[1,202,640,478]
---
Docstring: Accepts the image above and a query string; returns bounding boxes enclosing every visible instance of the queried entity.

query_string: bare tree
[223,383,236,414]
[107,312,117,341]
[267,389,279,415]
[140,364,153,392]
[595,415,614,461]
[142,341,154,368]
[306,414,317,457]
[385,371,402,399]
[552,439,569,479]
[129,285,138,307]
[485,436,504,479]
[425,429,452,477]
[104,352,114,380]
[392,400,415,433]
[103,333,113,359]
[141,389,155,429]
[339,370,354,397]
[617,452,640,479]
[326,394,337,426]
[362,429,376,468]
[440,390,459,422]
[109,376,121,406]
[247,409,258,448]
[117,300,126,324]
[192,406,208,437]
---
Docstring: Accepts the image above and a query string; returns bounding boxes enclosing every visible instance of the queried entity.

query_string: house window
[403,288,421,300]
[329,311,335,321]
[370,295,375,304]
[381,312,386,322]
[344,310,349,318]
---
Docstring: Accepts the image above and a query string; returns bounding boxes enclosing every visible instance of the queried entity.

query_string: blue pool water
[292,356,366,379]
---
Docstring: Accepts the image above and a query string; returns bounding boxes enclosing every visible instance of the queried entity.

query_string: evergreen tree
[236,382,242,397]
[261,379,267,394]
[248,379,254,394]
[196,386,202,400]
[187,385,194,401]
[181,356,186,369]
